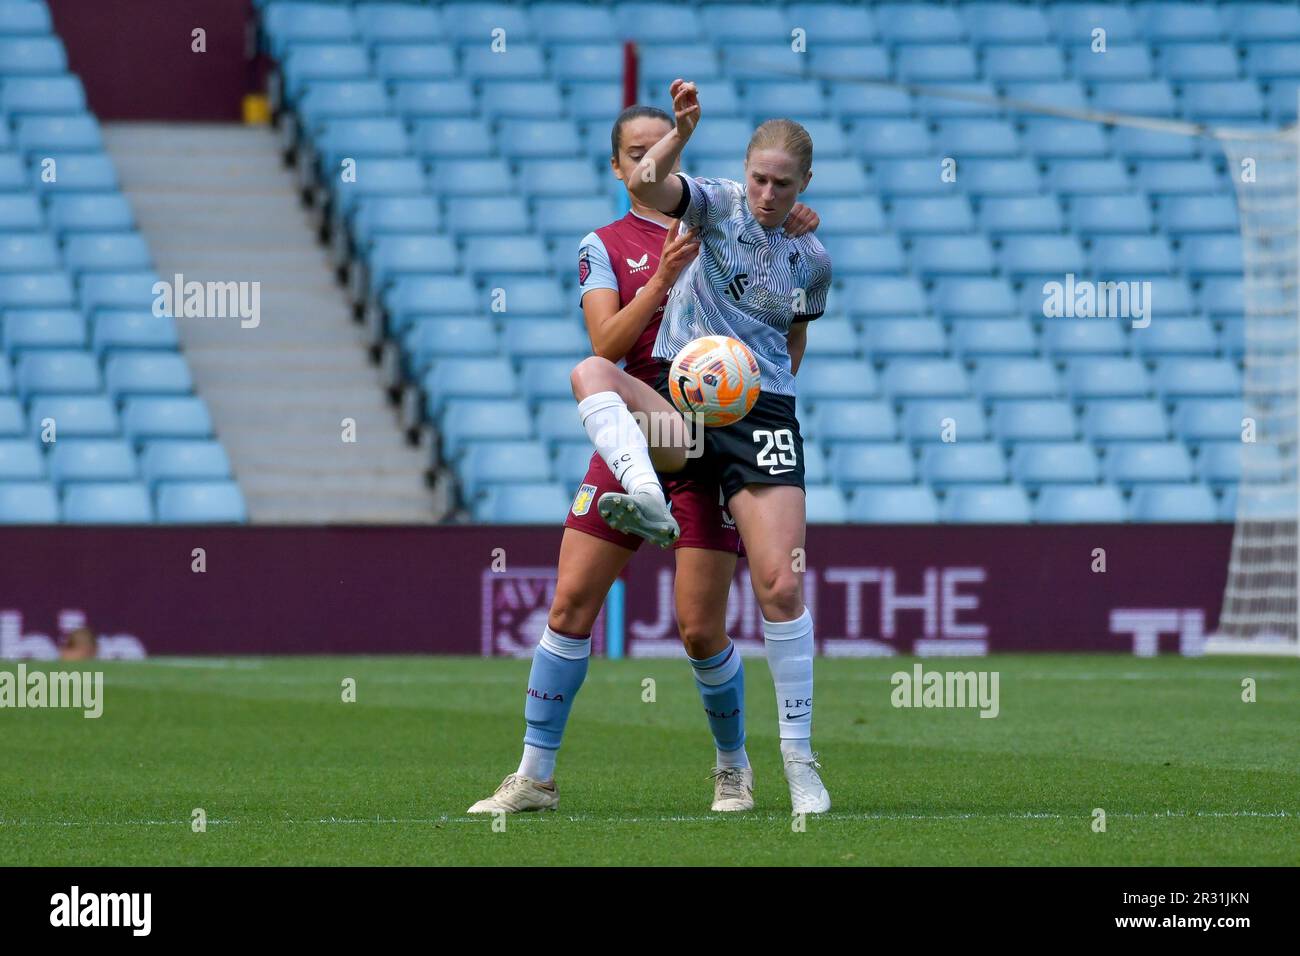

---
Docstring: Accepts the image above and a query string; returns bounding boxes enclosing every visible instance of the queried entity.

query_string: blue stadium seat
[500,319,588,359]
[787,3,878,43]
[155,481,246,523]
[802,197,887,234]
[474,482,571,524]
[740,81,829,118]
[460,440,551,498]
[520,357,577,401]
[424,357,517,416]
[1129,483,1217,522]
[1066,357,1151,398]
[1069,193,1153,234]
[332,159,427,216]
[350,198,441,249]
[1135,159,1221,195]
[915,81,1003,117]
[1050,3,1140,43]
[1180,80,1266,120]
[1041,320,1128,357]
[1223,4,1300,41]
[314,118,410,170]
[1136,3,1224,43]
[104,352,192,398]
[797,158,869,197]
[555,49,624,85]
[121,397,212,442]
[356,4,444,45]
[848,119,931,158]
[412,119,492,159]
[930,276,1017,318]
[1131,318,1218,358]
[809,46,891,81]
[843,276,927,317]
[1110,126,1200,159]
[983,45,1066,81]
[462,237,549,276]
[882,359,969,398]
[1089,80,1176,115]
[1071,44,1154,81]
[1245,43,1300,80]
[462,46,547,81]
[0,439,43,479]
[0,36,67,75]
[864,318,948,358]
[831,443,916,485]
[63,234,152,273]
[920,442,1008,485]
[280,44,371,102]
[140,441,232,486]
[896,45,979,82]
[0,482,57,522]
[1083,399,1169,441]
[871,158,957,196]
[1011,442,1100,484]
[445,197,530,235]
[965,5,1051,44]
[372,43,456,82]
[0,2,52,36]
[0,194,42,231]
[822,235,905,273]
[1046,158,1131,194]
[1103,442,1195,484]
[428,159,513,196]
[2,76,85,116]
[47,194,134,234]
[0,233,58,271]
[807,399,896,442]
[1089,235,1176,274]
[941,484,1032,523]
[1195,441,1245,485]
[959,158,1043,196]
[1020,117,1110,158]
[297,81,390,130]
[1179,235,1243,276]
[973,358,1061,398]
[1158,43,1240,82]
[950,319,1038,356]
[534,399,586,447]
[999,235,1086,277]
[439,398,533,460]
[367,236,457,293]
[29,395,118,437]
[992,400,1078,441]
[0,397,23,436]
[487,277,566,318]
[48,439,137,484]
[62,482,153,523]
[910,235,996,276]
[1,272,74,309]
[1153,358,1241,397]
[1156,194,1237,234]
[1003,80,1089,111]
[799,358,879,400]
[804,318,859,357]
[16,350,100,395]
[889,196,974,235]
[1033,484,1127,522]
[262,3,356,58]
[1173,399,1244,442]
[900,398,989,441]
[875,4,966,44]
[3,310,85,352]
[805,485,849,524]
[847,485,939,523]
[79,272,162,315]
[639,44,721,84]
[1198,277,1244,318]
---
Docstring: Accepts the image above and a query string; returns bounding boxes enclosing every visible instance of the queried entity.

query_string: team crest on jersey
[625,253,649,272]
[578,247,591,285]
[571,483,597,516]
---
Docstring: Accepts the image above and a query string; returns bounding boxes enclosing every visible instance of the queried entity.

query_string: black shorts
[655,367,805,502]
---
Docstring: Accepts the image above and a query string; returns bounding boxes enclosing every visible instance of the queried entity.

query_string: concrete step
[246,493,439,524]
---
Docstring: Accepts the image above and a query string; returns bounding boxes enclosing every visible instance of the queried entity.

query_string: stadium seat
[0,481,58,522]
[799,358,879,401]
[47,194,135,234]
[1103,442,1195,484]
[1020,117,1110,158]
[1082,399,1169,441]
[357,5,444,45]
[864,318,948,358]
[140,441,232,486]
[1129,483,1218,522]
[999,235,1086,278]
[909,235,997,276]
[1180,81,1266,121]
[930,276,1017,318]
[1137,3,1224,43]
[972,359,1060,399]
[984,46,1065,82]
[1153,358,1241,397]
[941,484,1032,523]
[1156,194,1238,235]
[831,443,916,485]
[992,400,1078,441]
[3,310,86,352]
[16,350,100,395]
[1011,442,1100,484]
[474,482,570,524]
[62,482,153,523]
[1069,193,1153,235]
[156,481,247,523]
[900,398,989,442]
[1066,358,1151,399]
[882,359,970,399]
[1071,44,1154,81]
[950,319,1038,356]
[0,439,43,479]
[29,395,118,437]
[2,76,85,115]
[920,442,1008,485]
[460,441,551,499]
[842,276,927,317]
[47,439,137,484]
[1173,399,1245,442]
[807,400,897,442]
[121,397,213,442]
[1041,320,1127,357]
[1131,318,1219,358]
[875,4,966,44]
[1158,43,1240,82]
[0,36,67,75]
[847,485,939,523]
[805,485,849,524]
[1033,484,1127,522]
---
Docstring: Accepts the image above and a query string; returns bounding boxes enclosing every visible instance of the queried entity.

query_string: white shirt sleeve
[577,232,617,305]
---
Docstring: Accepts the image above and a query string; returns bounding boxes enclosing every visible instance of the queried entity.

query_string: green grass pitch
[2,655,1297,866]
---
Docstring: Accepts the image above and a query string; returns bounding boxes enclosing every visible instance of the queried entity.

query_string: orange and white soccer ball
[668,335,761,427]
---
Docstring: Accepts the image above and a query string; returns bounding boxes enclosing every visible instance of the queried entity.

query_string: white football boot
[783,752,831,814]
[709,766,755,812]
[466,773,559,814]
[597,488,680,548]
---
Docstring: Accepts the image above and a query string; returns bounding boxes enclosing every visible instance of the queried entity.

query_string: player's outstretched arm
[628,79,699,215]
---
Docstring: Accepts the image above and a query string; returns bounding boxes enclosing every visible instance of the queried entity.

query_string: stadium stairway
[103,123,446,523]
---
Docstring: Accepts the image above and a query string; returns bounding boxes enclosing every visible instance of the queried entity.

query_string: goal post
[1206,97,1300,657]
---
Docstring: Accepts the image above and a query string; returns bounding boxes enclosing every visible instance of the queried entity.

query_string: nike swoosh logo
[785,712,810,720]
[769,467,795,475]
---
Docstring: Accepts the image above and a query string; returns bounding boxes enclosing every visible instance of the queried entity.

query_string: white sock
[717,746,751,769]
[518,744,556,783]
[764,608,815,745]
[577,391,663,499]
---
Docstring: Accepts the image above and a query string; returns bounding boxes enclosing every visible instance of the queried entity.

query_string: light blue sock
[689,640,748,767]
[518,628,590,782]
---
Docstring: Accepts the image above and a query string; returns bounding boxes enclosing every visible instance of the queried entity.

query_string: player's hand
[670,79,700,138]
[656,219,700,285]
[785,202,820,236]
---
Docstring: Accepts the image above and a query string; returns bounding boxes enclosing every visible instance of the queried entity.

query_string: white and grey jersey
[651,173,833,397]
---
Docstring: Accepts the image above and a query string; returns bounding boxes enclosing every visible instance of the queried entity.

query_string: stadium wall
[0,526,1230,659]
[46,0,255,120]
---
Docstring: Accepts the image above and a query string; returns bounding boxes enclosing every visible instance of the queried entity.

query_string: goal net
[1206,103,1300,656]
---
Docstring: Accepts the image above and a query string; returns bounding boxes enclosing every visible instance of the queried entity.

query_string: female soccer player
[467,106,822,815]
[567,80,834,813]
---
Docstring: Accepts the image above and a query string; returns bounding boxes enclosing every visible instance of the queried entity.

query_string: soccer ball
[668,335,761,427]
